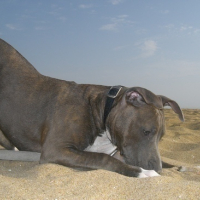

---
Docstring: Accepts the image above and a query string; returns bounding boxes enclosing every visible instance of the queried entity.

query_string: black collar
[103,86,123,124]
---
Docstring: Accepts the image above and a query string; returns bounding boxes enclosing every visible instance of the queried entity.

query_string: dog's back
[0,39,38,74]
[0,39,83,153]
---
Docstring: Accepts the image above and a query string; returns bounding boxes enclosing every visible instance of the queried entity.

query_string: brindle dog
[0,39,184,178]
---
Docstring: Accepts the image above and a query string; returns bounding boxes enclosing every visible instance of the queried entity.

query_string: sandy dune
[0,109,200,200]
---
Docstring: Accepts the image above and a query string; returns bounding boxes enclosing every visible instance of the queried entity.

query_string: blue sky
[0,0,200,108]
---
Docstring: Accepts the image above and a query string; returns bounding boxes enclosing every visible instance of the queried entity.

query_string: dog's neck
[85,85,125,133]
[82,84,125,147]
[82,85,110,133]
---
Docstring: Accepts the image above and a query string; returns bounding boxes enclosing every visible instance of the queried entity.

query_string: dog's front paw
[137,168,160,178]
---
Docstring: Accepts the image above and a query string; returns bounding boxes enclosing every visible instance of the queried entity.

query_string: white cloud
[160,10,169,14]
[48,11,58,16]
[113,45,129,51]
[179,25,200,35]
[109,0,124,5]
[58,17,67,22]
[6,24,21,30]
[134,28,147,35]
[79,4,93,9]
[140,40,157,57]
[164,24,175,30]
[194,29,200,34]
[180,25,193,31]
[100,23,117,31]
[100,15,133,31]
[48,4,67,23]
[113,15,128,23]
[51,4,63,11]
[164,24,200,35]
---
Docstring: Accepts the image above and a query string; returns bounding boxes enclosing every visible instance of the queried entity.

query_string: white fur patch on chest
[84,131,117,155]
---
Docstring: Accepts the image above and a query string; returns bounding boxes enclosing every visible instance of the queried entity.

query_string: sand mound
[0,109,200,200]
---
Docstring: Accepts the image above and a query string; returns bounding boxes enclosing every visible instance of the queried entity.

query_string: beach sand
[0,109,200,200]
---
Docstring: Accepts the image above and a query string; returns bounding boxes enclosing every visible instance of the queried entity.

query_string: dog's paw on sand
[138,168,160,178]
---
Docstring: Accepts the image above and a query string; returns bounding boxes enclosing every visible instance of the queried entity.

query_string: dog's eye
[143,130,151,136]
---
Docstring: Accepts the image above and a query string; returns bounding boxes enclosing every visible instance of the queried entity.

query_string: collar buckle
[107,86,123,98]
[103,86,123,125]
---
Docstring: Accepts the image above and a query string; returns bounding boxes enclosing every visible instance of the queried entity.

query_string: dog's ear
[126,87,163,108]
[126,91,146,107]
[126,87,184,122]
[158,95,184,122]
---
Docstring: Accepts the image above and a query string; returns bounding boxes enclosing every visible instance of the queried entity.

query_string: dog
[0,39,184,178]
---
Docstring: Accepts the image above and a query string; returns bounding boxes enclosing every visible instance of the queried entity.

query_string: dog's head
[106,87,184,173]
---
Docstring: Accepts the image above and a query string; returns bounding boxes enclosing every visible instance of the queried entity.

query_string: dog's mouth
[114,152,162,172]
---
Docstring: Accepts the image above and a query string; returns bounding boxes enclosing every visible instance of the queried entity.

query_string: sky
[0,0,200,109]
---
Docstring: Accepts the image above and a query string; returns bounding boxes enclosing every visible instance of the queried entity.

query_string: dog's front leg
[40,147,159,178]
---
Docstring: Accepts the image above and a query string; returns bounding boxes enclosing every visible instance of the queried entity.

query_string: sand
[0,109,200,200]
